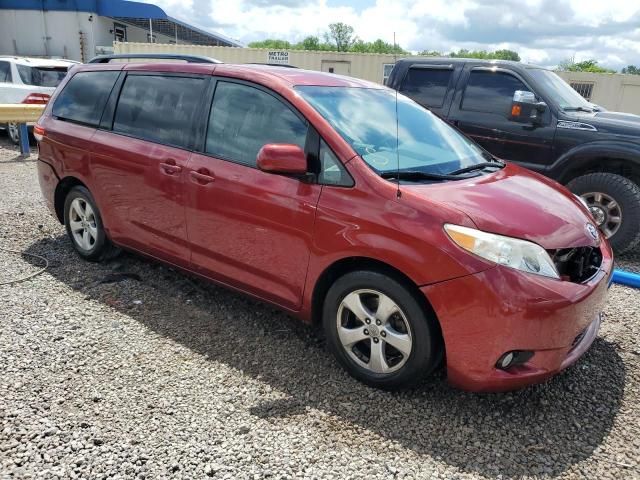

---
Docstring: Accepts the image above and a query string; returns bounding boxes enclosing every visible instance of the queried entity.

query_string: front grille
[549,246,602,283]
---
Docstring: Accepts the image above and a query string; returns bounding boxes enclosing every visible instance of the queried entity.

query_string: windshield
[296,86,490,177]
[528,69,593,111]
[17,65,67,87]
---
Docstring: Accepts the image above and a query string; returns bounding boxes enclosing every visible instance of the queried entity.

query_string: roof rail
[247,63,299,68]
[87,54,222,64]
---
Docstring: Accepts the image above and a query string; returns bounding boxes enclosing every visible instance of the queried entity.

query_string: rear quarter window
[52,71,119,126]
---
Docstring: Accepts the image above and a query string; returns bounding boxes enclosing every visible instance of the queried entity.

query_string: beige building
[114,42,640,115]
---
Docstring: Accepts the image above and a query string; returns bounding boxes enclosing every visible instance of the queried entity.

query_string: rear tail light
[33,124,45,142]
[22,93,51,105]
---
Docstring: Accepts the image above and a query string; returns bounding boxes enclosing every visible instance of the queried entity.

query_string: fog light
[496,350,534,370]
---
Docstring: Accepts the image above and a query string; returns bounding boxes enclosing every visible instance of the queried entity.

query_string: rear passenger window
[400,68,453,108]
[206,81,308,167]
[52,71,119,126]
[113,75,205,149]
[462,70,528,115]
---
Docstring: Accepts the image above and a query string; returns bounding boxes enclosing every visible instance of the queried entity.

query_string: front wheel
[568,173,640,253]
[323,271,440,390]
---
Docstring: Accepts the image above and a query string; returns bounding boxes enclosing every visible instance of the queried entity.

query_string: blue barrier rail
[612,269,640,289]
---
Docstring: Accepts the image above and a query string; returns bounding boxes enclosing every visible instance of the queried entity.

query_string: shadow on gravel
[25,235,626,478]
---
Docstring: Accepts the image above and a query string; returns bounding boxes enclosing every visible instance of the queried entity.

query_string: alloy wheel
[69,198,98,251]
[336,289,413,374]
[580,191,622,238]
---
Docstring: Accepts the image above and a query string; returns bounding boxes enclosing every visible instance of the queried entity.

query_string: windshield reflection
[297,86,489,177]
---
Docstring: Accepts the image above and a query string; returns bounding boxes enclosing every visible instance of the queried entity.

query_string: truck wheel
[323,270,440,390]
[568,173,640,253]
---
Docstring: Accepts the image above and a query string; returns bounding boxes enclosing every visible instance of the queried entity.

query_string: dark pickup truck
[387,58,640,253]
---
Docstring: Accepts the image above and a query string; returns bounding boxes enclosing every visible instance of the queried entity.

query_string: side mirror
[510,90,547,124]
[256,144,308,175]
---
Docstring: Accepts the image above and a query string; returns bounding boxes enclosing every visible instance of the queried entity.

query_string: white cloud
[141,0,640,69]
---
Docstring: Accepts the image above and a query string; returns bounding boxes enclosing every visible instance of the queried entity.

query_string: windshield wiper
[563,106,594,113]
[381,170,470,181]
[447,161,504,176]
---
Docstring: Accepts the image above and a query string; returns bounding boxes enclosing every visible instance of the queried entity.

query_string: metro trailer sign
[267,51,289,65]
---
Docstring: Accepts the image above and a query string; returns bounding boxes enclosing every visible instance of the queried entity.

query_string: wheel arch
[310,255,446,365]
[551,142,640,185]
[54,176,88,224]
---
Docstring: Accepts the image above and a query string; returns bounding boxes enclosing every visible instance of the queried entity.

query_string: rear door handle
[190,170,215,185]
[160,162,182,175]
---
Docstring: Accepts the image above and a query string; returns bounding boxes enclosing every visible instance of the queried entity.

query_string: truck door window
[400,68,452,108]
[462,71,528,116]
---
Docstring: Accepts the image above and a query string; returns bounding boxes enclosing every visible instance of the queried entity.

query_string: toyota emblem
[586,223,599,241]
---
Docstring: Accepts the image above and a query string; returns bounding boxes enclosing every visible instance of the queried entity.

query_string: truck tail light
[33,124,45,142]
[22,93,51,105]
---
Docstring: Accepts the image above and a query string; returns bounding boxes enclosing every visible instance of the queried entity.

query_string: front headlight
[444,224,560,279]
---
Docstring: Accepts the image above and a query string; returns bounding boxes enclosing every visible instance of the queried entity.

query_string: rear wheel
[64,186,119,262]
[568,173,640,253]
[323,270,440,390]
[7,123,19,145]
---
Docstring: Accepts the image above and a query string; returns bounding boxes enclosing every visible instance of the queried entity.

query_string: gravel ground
[1,135,639,479]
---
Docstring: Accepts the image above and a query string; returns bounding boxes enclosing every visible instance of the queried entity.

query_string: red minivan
[36,60,613,392]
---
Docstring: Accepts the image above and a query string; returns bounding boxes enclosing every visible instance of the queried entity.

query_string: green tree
[418,50,442,56]
[558,59,615,73]
[247,39,291,49]
[491,49,521,61]
[324,22,357,52]
[622,65,640,75]
[446,49,520,61]
[296,36,317,50]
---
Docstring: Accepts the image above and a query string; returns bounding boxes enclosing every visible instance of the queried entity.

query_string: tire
[63,186,119,262]
[7,123,19,145]
[323,270,440,390]
[567,173,640,254]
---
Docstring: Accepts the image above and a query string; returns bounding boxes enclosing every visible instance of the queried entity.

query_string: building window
[383,63,395,85]
[570,82,594,101]
[113,23,127,42]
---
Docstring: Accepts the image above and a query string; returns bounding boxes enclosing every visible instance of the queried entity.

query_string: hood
[572,110,640,137]
[402,164,600,250]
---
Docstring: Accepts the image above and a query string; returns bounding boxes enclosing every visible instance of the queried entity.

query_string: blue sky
[143,0,640,70]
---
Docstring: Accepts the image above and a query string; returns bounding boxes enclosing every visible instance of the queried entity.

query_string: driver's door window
[462,70,528,116]
[206,81,307,167]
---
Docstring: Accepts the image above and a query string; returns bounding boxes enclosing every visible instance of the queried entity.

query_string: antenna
[393,32,401,199]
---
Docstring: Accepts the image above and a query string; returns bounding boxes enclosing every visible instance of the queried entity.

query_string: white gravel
[1,135,639,479]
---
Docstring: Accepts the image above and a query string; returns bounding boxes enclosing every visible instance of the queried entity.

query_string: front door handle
[160,162,182,175]
[190,170,215,185]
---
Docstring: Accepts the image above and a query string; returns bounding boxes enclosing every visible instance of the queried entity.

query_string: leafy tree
[558,58,615,73]
[447,49,520,61]
[418,50,442,56]
[491,49,521,61]
[247,39,291,49]
[622,65,640,75]
[351,38,407,54]
[324,22,357,52]
[296,36,323,51]
[248,24,408,54]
